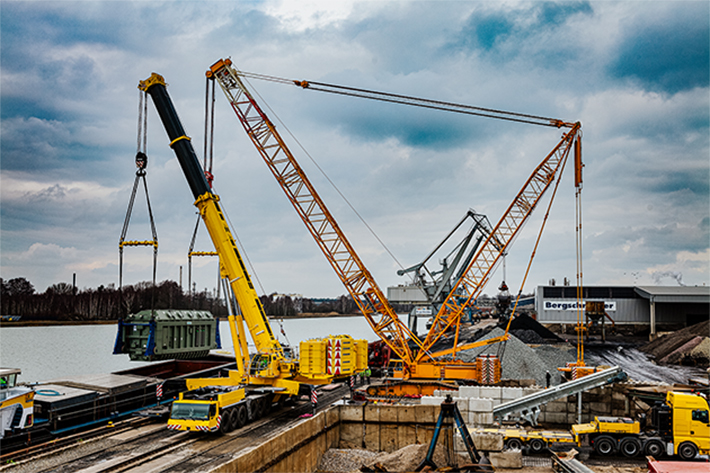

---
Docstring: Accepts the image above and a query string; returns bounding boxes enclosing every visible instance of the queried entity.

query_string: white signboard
[544,300,616,311]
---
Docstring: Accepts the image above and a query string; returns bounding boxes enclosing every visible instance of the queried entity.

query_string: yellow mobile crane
[138,73,367,433]
[206,59,584,394]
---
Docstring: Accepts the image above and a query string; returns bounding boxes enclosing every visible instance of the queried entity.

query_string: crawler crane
[137,73,367,433]
[206,59,584,394]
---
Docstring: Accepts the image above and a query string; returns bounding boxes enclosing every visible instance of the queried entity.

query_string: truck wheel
[235,405,248,429]
[644,439,664,458]
[594,435,616,456]
[619,437,641,457]
[529,438,545,453]
[678,441,698,461]
[220,410,233,434]
[505,438,523,450]
[228,408,240,431]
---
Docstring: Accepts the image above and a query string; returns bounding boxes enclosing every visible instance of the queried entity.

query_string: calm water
[0,317,401,384]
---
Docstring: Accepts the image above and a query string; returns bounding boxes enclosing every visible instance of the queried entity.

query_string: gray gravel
[456,327,575,386]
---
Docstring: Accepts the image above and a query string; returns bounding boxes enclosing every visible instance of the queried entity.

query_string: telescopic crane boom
[138,73,366,433]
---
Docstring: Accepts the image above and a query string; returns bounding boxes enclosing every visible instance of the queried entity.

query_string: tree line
[0,277,361,321]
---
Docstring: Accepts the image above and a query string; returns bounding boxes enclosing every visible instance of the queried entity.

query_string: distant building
[535,285,710,337]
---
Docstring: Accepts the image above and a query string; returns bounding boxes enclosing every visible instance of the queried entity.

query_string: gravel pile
[456,327,575,386]
[510,329,545,344]
[317,449,380,473]
[317,445,470,473]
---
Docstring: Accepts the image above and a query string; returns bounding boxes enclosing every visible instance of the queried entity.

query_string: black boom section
[143,80,211,200]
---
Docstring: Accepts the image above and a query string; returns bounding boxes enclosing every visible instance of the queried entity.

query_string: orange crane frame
[207,58,583,385]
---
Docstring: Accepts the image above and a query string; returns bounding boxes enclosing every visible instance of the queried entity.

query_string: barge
[0,355,234,451]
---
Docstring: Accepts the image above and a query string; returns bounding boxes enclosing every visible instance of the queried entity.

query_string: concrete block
[545,401,567,413]
[417,424,435,445]
[398,424,417,448]
[459,385,480,398]
[589,402,610,414]
[398,405,418,423]
[473,412,494,426]
[489,450,523,469]
[325,406,340,427]
[453,397,469,414]
[523,386,542,396]
[490,398,502,408]
[416,405,437,424]
[479,386,502,399]
[380,406,398,423]
[340,405,363,422]
[380,424,398,452]
[472,432,504,452]
[501,387,523,400]
[469,398,494,412]
[567,412,581,425]
[363,423,380,451]
[339,423,362,449]
[545,412,567,424]
[420,395,445,406]
[364,405,380,422]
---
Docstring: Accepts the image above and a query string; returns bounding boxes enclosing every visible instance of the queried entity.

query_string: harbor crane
[206,58,586,393]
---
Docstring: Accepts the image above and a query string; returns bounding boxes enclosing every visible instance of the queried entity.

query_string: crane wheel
[220,410,233,434]
[228,408,240,431]
[619,437,641,457]
[505,438,524,450]
[644,439,664,458]
[678,441,698,461]
[593,435,616,456]
[529,438,545,453]
[235,405,248,429]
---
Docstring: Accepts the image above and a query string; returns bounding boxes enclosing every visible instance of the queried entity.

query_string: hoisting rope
[119,88,159,312]
[188,77,219,301]
[119,89,158,291]
[237,72,407,273]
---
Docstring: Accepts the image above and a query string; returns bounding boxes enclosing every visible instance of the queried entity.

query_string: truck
[572,391,709,460]
[138,72,367,433]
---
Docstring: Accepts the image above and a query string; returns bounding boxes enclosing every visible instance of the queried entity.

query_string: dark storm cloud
[609,3,710,95]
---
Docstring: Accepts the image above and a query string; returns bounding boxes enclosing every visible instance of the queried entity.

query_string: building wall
[535,286,649,325]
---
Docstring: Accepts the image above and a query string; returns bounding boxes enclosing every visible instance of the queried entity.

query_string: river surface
[0,317,423,384]
[1,318,705,385]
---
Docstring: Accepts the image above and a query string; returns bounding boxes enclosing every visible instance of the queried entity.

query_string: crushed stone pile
[456,327,575,386]
[642,320,710,367]
[316,445,470,473]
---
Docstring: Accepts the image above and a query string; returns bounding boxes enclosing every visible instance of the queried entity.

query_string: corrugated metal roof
[635,286,710,303]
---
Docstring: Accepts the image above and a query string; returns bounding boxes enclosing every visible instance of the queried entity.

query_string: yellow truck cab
[665,391,709,459]
[572,391,709,460]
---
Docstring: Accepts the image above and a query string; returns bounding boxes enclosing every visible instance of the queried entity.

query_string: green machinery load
[113,310,221,361]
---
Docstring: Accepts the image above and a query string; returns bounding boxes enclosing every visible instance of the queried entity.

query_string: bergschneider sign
[544,301,617,311]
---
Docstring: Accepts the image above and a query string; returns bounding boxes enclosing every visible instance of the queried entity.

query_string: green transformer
[113,310,222,361]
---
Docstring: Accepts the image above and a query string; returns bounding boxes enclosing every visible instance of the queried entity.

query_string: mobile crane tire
[644,439,664,457]
[235,405,248,429]
[505,438,524,450]
[529,438,545,453]
[220,410,234,433]
[677,441,698,461]
[619,437,641,457]
[228,408,241,431]
[593,435,616,456]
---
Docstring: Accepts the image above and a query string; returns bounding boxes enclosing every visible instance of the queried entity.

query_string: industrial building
[534,285,710,337]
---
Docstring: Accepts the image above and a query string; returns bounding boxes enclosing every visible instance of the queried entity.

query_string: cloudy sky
[1,1,708,299]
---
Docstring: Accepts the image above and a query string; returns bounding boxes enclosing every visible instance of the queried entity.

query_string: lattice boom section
[212,64,418,364]
[421,127,578,354]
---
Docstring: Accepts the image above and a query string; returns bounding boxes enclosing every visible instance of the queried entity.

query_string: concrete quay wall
[206,404,508,472]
